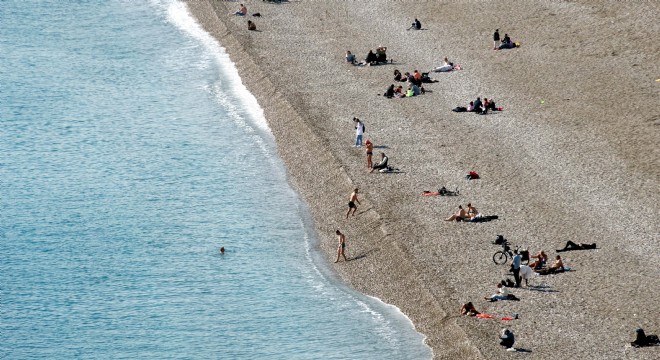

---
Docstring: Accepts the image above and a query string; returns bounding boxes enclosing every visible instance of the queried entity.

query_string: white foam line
[165,0,272,135]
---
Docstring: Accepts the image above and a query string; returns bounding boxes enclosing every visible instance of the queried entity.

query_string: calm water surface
[0,1,432,358]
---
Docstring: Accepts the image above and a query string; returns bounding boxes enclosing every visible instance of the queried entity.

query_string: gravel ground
[188,1,659,359]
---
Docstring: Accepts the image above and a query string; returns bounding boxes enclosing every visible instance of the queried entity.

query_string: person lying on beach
[631,328,660,348]
[408,18,422,30]
[528,251,548,269]
[247,20,257,31]
[500,329,516,351]
[460,302,480,316]
[485,283,520,301]
[370,152,389,173]
[345,50,356,64]
[556,241,597,252]
[535,255,565,275]
[433,57,462,72]
[234,4,248,16]
[445,205,468,221]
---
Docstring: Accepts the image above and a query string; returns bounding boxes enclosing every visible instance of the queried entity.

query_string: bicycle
[492,240,529,265]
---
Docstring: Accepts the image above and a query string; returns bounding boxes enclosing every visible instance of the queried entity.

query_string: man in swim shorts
[346,188,361,219]
[335,230,347,263]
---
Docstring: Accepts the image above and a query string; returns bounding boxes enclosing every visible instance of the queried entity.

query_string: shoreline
[187,1,659,359]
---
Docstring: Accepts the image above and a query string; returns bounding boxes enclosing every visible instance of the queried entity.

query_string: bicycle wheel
[493,251,508,265]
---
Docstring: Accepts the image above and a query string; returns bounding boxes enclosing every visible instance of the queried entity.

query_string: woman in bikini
[365,139,374,169]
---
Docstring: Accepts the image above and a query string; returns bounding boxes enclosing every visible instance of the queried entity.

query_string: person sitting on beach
[460,302,480,316]
[473,97,483,113]
[528,250,548,269]
[485,283,520,301]
[403,71,413,83]
[409,18,422,30]
[234,3,248,16]
[394,69,402,82]
[467,101,475,112]
[406,85,415,97]
[466,203,479,218]
[345,50,356,64]
[413,70,422,83]
[370,152,389,173]
[247,20,257,31]
[420,72,438,83]
[394,85,404,98]
[365,50,378,65]
[445,205,468,221]
[376,46,388,63]
[631,328,660,348]
[556,241,597,252]
[536,255,565,275]
[384,84,395,98]
[498,34,518,49]
[484,98,498,112]
[500,329,516,351]
[409,83,422,96]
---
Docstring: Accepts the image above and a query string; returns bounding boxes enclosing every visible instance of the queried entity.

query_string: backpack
[466,171,480,180]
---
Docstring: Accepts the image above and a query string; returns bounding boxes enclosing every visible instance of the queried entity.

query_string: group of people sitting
[444,203,482,222]
[384,83,424,98]
[527,250,566,275]
[346,46,390,66]
[468,97,499,114]
[393,69,437,85]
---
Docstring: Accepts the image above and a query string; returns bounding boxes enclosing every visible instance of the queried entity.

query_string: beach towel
[476,313,495,319]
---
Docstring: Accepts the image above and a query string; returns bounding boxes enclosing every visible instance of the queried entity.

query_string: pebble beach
[187,1,659,358]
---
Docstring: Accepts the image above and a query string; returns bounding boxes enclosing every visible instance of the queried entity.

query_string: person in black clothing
[365,50,378,65]
[557,241,597,252]
[370,152,389,173]
[409,18,421,30]
[500,329,515,350]
[473,97,483,113]
[384,84,395,98]
[493,29,500,49]
[394,69,402,82]
[631,328,660,347]
[499,34,512,49]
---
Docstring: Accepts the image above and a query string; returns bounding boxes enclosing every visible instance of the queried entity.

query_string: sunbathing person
[557,241,597,252]
[460,302,480,316]
[370,152,389,173]
[536,255,565,275]
[445,205,468,221]
[528,250,548,269]
[433,57,454,72]
[485,283,520,302]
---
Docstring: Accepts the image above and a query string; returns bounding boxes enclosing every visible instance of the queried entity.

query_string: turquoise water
[0,1,431,359]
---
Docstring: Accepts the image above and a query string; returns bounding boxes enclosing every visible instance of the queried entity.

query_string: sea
[0,1,432,359]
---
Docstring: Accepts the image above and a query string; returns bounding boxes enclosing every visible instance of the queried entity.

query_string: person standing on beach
[493,29,500,49]
[346,188,361,218]
[335,230,348,263]
[365,139,374,169]
[511,250,521,287]
[354,117,365,147]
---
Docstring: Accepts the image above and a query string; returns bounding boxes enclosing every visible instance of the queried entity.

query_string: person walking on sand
[493,29,500,49]
[354,117,365,147]
[365,139,374,169]
[346,188,361,218]
[335,230,348,263]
